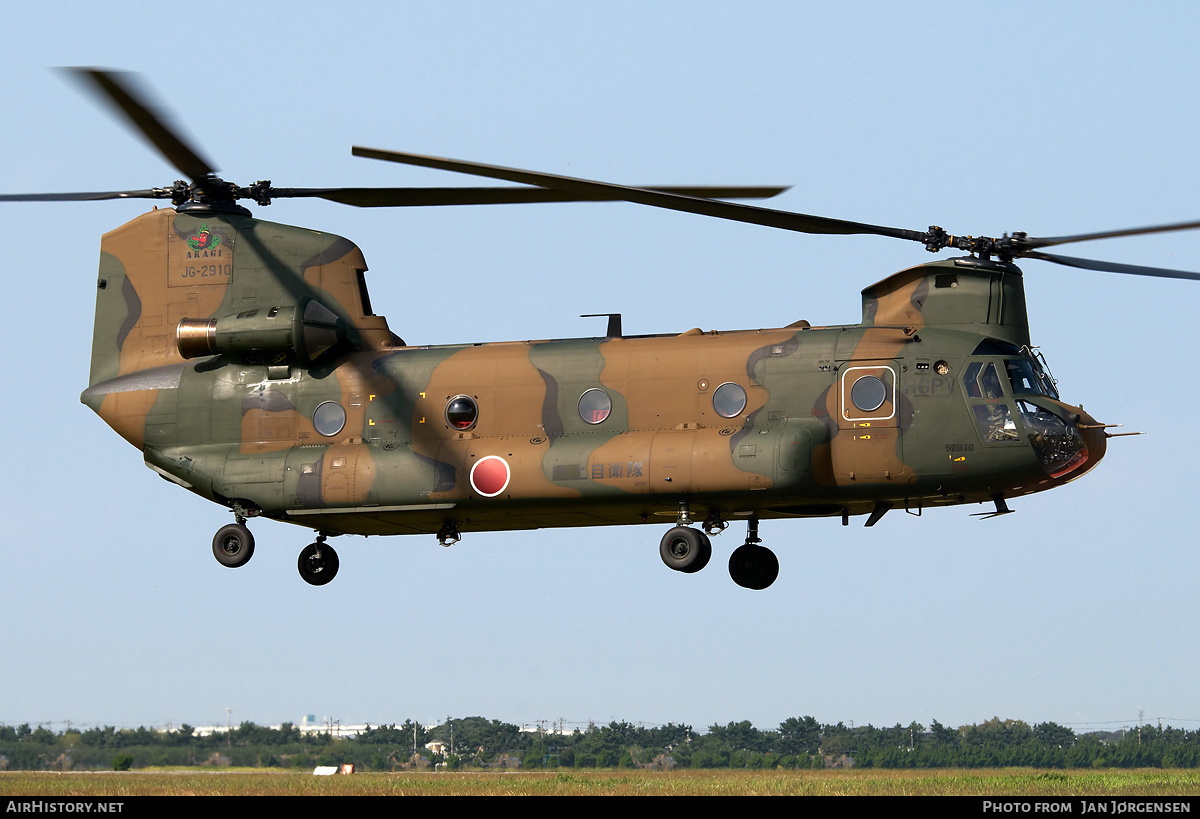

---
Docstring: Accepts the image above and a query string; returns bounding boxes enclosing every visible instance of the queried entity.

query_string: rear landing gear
[728,517,779,590]
[212,521,255,568]
[298,535,339,586]
[437,521,461,547]
[728,543,779,590]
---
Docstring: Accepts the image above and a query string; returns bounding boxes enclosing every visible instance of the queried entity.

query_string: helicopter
[5,69,1198,590]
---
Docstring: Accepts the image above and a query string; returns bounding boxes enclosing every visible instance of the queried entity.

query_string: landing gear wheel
[212,523,255,568]
[728,543,779,590]
[659,526,712,574]
[298,542,340,586]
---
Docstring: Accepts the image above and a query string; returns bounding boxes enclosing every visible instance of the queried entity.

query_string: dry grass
[2,768,1199,796]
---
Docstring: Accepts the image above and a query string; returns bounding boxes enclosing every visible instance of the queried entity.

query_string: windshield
[1004,354,1059,399]
[1005,358,1042,394]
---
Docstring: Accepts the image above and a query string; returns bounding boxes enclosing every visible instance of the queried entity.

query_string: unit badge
[186,223,223,251]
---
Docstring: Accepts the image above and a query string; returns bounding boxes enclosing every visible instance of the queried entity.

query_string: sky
[2,1,1199,738]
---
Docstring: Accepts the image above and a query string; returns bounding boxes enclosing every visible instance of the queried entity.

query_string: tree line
[1,716,1197,771]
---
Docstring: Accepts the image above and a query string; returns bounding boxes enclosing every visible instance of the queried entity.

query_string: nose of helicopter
[1062,403,1108,482]
[1079,409,1109,463]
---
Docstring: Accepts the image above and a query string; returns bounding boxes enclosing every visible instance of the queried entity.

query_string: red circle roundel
[470,456,511,497]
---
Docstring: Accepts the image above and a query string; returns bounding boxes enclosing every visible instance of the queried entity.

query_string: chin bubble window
[313,401,347,437]
[578,388,612,425]
[445,395,479,431]
[712,382,748,418]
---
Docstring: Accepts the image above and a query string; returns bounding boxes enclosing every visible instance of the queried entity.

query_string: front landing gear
[212,521,255,568]
[658,500,712,574]
[298,535,339,586]
[659,526,712,573]
[728,518,778,590]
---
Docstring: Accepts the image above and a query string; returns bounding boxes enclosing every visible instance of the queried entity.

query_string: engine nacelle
[176,299,343,366]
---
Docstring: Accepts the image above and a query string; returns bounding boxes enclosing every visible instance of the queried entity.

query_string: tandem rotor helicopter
[5,69,1197,589]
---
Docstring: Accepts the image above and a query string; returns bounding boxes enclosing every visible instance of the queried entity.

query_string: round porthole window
[578,388,612,425]
[712,382,748,418]
[313,401,346,437]
[445,395,479,430]
[850,375,887,412]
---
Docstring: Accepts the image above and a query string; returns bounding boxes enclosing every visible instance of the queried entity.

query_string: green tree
[778,716,821,756]
[1033,722,1075,749]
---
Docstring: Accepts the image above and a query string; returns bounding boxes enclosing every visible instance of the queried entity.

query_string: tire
[659,526,711,573]
[684,531,712,574]
[298,542,340,586]
[728,543,779,590]
[212,523,255,568]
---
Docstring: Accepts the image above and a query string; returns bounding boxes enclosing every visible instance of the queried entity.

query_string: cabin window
[313,401,346,437]
[839,365,896,422]
[578,388,612,425]
[445,395,479,431]
[713,382,748,418]
[850,375,887,412]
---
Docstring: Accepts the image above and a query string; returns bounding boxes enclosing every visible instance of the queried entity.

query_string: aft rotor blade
[0,189,170,202]
[69,68,216,181]
[275,184,789,207]
[352,147,925,242]
[1021,219,1200,250]
[1021,249,1200,281]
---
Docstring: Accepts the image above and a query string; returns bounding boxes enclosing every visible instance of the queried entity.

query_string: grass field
[2,768,1199,796]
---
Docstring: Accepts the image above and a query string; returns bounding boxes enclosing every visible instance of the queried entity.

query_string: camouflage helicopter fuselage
[81,208,1106,585]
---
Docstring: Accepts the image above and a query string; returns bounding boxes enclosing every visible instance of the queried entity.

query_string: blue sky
[2,1,1198,736]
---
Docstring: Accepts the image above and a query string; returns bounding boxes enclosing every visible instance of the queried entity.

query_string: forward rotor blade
[0,189,170,202]
[68,68,215,182]
[1020,250,1200,281]
[274,184,789,207]
[1021,219,1200,250]
[352,147,924,242]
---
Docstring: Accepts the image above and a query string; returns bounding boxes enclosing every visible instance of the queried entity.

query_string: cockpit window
[963,363,983,398]
[964,359,1021,445]
[981,363,1004,399]
[1029,349,1060,399]
[1005,359,1043,395]
[973,403,1020,442]
[963,362,1005,400]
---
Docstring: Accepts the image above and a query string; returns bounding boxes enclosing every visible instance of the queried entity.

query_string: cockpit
[963,340,1088,478]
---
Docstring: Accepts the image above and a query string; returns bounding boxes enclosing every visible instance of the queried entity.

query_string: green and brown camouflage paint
[81,208,1107,539]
